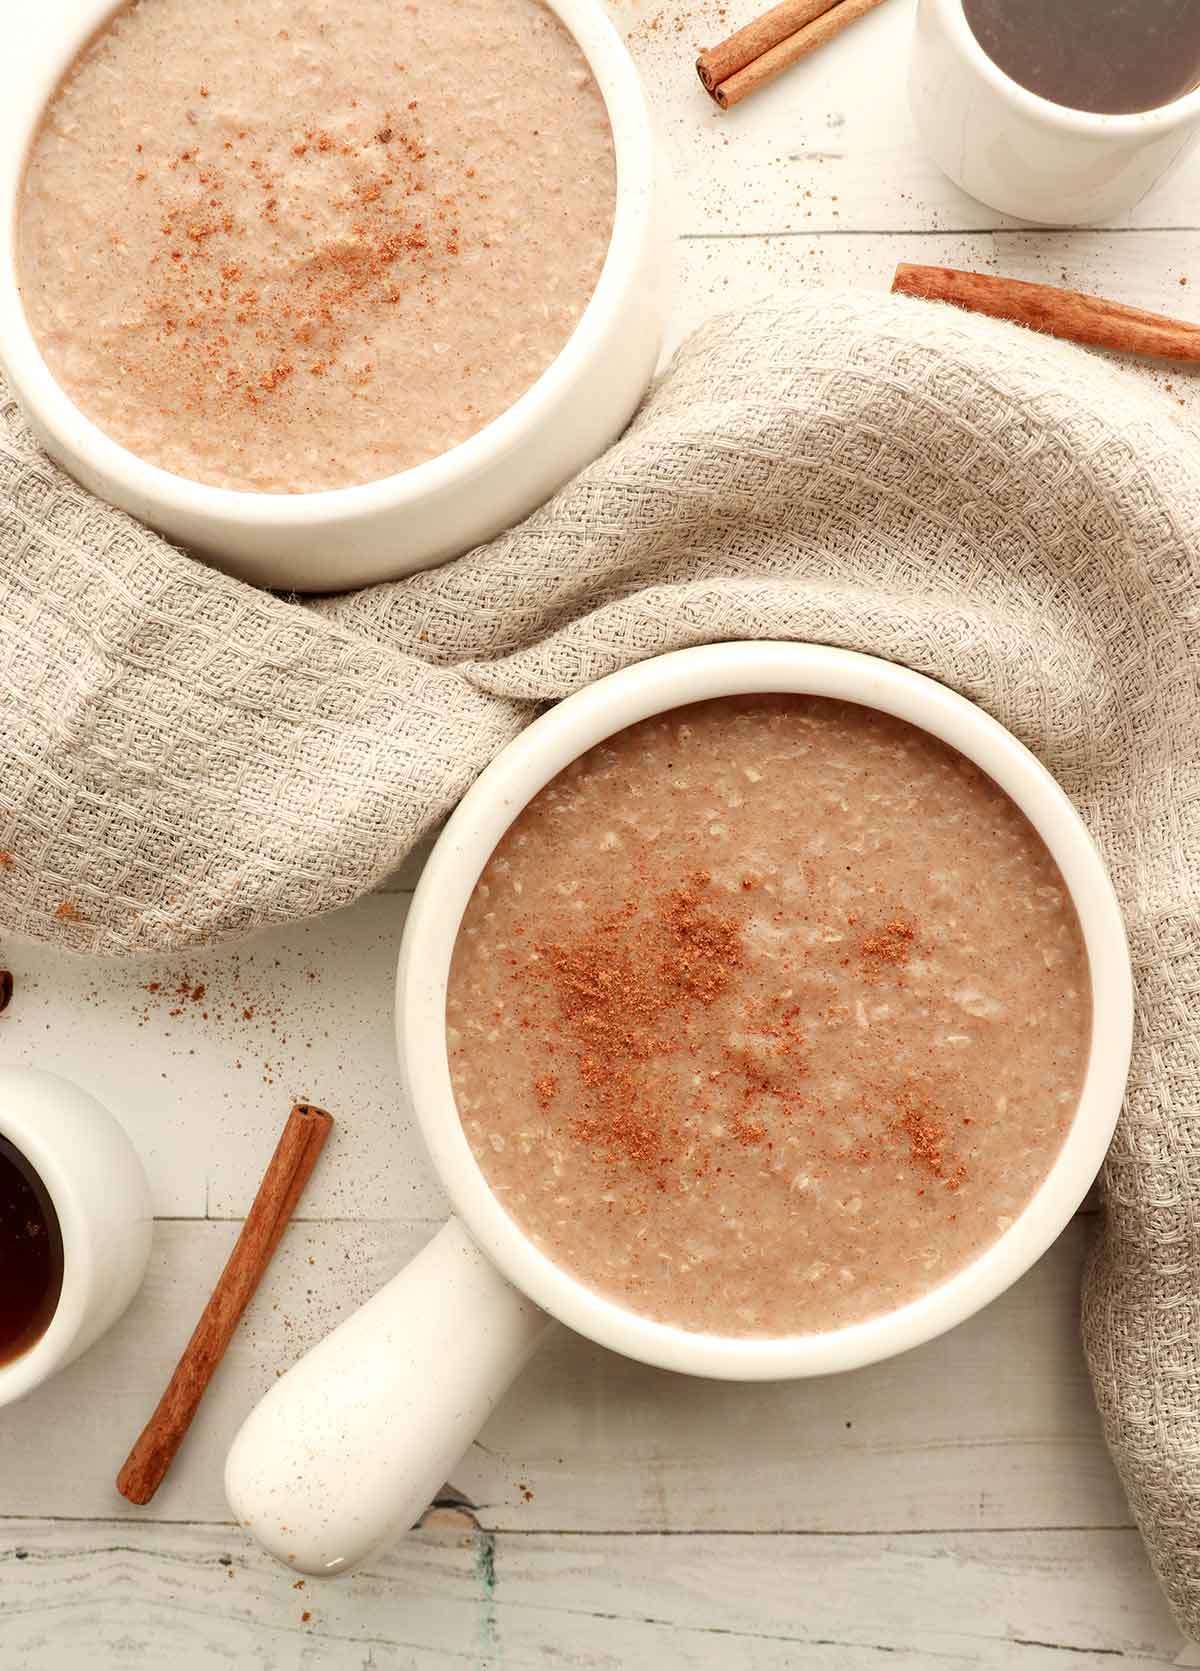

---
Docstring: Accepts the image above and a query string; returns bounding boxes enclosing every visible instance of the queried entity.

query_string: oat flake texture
[1,290,1199,1627]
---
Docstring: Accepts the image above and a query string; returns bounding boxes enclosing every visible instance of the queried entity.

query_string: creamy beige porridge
[446,696,1092,1338]
[17,0,615,493]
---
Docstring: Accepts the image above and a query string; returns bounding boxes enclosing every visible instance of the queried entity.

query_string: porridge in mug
[447,696,1092,1337]
[17,0,615,492]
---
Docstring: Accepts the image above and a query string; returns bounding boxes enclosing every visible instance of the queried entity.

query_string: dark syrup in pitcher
[963,0,1200,115]
[0,1135,64,1365]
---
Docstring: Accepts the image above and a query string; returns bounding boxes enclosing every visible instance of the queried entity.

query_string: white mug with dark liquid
[910,0,1200,224]
[0,1067,151,1408]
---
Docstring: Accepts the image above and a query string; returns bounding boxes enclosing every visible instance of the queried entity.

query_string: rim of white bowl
[0,1109,89,1404]
[0,0,653,521]
[936,0,1200,137]
[397,641,1133,1382]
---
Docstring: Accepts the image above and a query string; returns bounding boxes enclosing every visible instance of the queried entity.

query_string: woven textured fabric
[1,290,1198,1630]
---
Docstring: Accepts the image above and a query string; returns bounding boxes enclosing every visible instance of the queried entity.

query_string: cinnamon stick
[892,264,1200,363]
[116,1102,333,1506]
[699,0,888,110]
[697,0,839,92]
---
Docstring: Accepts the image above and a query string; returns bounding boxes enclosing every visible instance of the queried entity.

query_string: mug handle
[224,1217,552,1575]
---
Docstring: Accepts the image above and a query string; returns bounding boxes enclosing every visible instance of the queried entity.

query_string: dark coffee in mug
[0,1135,64,1365]
[963,0,1200,115]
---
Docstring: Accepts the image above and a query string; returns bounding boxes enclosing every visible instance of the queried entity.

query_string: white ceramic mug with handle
[225,641,1133,1576]
[910,0,1200,224]
[0,1066,152,1409]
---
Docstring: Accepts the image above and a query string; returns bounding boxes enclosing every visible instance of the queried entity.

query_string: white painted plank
[0,1518,1182,1669]
[0,894,441,1222]
[0,1219,1127,1533]
[617,0,1200,236]
[485,1525,1184,1668]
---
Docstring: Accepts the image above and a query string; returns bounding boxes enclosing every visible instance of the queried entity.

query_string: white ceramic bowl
[910,0,1200,224]
[226,642,1132,1576]
[0,0,666,592]
[0,1067,152,1409]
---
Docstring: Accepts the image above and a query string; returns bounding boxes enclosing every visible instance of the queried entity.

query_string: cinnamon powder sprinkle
[514,873,970,1196]
[528,873,741,1176]
[891,1085,968,1188]
[658,871,742,1004]
[129,105,469,419]
[522,873,818,1182]
[859,917,915,973]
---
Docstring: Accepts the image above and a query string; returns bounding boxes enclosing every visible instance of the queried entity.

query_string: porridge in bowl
[17,0,615,492]
[446,695,1092,1337]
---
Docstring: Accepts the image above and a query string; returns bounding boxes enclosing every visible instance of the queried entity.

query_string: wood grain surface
[3,0,1199,1662]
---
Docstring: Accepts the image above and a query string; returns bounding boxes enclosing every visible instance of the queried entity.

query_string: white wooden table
[3,0,1198,1664]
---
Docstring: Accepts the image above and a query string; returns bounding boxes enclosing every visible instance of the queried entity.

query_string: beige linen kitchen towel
[1,289,1198,1631]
